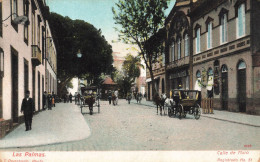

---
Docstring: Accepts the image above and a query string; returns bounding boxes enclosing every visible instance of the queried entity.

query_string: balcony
[31,45,42,66]
[166,56,190,70]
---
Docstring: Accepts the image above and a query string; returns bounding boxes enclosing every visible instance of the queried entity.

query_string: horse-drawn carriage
[80,86,100,115]
[167,90,201,120]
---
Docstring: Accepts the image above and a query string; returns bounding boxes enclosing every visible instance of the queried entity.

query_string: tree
[112,0,169,99]
[122,54,143,83]
[48,13,114,96]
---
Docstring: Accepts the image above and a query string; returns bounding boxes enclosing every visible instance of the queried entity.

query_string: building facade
[0,0,57,137]
[190,0,260,114]
[165,0,193,96]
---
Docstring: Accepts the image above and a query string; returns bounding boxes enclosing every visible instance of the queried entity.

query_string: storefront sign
[169,70,187,79]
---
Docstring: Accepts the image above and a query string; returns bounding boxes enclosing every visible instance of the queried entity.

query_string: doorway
[11,48,18,123]
[38,72,41,111]
[221,65,228,110]
[237,61,246,112]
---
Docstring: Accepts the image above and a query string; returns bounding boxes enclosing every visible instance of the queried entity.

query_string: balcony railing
[166,56,190,70]
[31,45,41,66]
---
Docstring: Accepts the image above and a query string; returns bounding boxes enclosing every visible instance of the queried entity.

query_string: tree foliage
[112,0,169,97]
[48,12,114,95]
[122,54,143,82]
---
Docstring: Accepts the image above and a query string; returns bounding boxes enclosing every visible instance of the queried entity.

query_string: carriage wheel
[178,105,184,119]
[194,104,201,120]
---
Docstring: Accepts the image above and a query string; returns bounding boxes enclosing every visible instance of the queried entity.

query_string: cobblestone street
[2,100,260,151]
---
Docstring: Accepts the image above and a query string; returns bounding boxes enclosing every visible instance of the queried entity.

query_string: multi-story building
[0,0,57,137]
[164,0,192,96]
[190,0,260,114]
[145,28,166,100]
[45,21,57,95]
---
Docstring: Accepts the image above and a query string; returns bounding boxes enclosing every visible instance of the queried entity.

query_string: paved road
[2,100,260,151]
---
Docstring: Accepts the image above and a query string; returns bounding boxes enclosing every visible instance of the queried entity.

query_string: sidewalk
[0,103,91,149]
[131,99,260,127]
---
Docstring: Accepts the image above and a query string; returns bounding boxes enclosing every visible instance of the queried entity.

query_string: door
[11,49,18,123]
[221,70,228,110]
[148,83,150,100]
[237,61,246,112]
[238,69,246,112]
[38,72,41,110]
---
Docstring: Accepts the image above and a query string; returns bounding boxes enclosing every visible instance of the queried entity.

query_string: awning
[194,78,201,91]
[145,76,160,83]
[207,76,214,90]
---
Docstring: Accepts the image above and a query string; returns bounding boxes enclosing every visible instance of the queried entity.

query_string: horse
[84,95,95,115]
[153,93,167,115]
[136,93,142,103]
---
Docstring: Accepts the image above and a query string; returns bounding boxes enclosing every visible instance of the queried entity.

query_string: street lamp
[76,49,82,95]
[1,13,29,25]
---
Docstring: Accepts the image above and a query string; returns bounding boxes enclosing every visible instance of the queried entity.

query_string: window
[207,22,212,49]
[177,38,181,59]
[196,28,200,54]
[32,12,35,44]
[162,52,165,66]
[220,14,227,44]
[170,42,175,62]
[24,0,29,44]
[0,0,2,37]
[238,60,246,69]
[11,0,18,20]
[37,16,41,46]
[196,70,201,78]
[184,34,189,56]
[237,3,245,38]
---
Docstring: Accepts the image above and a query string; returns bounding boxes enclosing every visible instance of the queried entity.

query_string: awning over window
[146,76,160,83]
[194,78,201,91]
[207,76,214,90]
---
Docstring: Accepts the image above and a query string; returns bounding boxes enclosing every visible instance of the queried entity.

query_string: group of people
[63,93,73,103]
[107,90,118,105]
[43,91,56,110]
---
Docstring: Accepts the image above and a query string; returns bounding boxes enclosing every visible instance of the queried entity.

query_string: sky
[46,0,176,48]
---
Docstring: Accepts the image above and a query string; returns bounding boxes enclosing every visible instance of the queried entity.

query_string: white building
[0,0,57,138]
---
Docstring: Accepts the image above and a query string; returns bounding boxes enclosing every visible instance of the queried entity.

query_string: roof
[102,77,117,85]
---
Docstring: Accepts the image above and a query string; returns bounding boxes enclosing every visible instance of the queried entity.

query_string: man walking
[21,90,35,131]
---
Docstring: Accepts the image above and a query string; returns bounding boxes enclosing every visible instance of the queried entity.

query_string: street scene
[0,99,259,151]
[0,0,260,161]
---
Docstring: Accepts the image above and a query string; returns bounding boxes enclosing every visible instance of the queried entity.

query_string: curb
[132,101,260,128]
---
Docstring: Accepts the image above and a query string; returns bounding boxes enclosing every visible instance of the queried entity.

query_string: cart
[80,86,100,115]
[168,90,201,120]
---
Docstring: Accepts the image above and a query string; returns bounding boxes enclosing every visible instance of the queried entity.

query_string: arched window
[221,64,228,73]
[208,68,213,76]
[196,70,201,78]
[177,38,181,59]
[238,60,246,69]
[184,34,189,57]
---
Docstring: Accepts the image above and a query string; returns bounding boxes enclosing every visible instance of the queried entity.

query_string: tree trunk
[148,67,156,101]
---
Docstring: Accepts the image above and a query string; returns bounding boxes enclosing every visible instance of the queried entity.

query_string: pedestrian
[21,90,35,131]
[63,94,66,103]
[69,93,72,103]
[47,92,52,110]
[43,91,47,110]
[77,93,81,105]
[52,91,56,107]
[108,90,112,105]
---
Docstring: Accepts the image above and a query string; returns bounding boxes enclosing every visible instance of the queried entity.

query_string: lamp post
[76,49,82,94]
